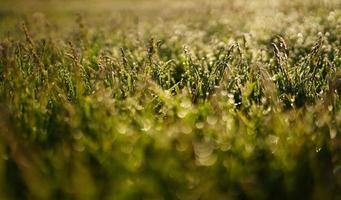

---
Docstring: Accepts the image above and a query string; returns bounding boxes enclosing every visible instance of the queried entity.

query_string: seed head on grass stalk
[22,23,47,80]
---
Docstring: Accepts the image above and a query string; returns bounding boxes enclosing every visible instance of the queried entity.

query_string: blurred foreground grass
[0,0,341,199]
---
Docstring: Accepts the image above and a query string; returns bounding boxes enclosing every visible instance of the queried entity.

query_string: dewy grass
[0,0,340,199]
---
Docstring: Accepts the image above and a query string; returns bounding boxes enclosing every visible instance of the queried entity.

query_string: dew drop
[177,110,188,118]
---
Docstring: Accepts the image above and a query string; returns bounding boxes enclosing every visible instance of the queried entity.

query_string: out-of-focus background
[0,0,339,37]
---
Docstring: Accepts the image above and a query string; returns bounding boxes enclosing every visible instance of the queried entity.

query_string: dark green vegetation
[0,0,341,199]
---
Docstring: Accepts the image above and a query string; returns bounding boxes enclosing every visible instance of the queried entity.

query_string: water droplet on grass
[315,147,321,152]
[141,121,152,132]
[328,105,333,111]
[177,110,188,118]
[194,141,216,166]
[180,99,192,109]
[117,124,127,134]
[330,129,337,139]
[195,122,204,129]
[207,116,218,125]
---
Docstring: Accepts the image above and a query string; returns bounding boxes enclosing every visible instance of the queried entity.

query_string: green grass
[0,0,341,199]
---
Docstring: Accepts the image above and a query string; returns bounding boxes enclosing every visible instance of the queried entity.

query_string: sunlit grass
[0,0,340,199]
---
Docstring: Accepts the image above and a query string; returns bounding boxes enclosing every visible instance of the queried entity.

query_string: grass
[0,0,341,199]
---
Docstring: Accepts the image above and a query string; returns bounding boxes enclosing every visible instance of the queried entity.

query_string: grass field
[0,0,341,199]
